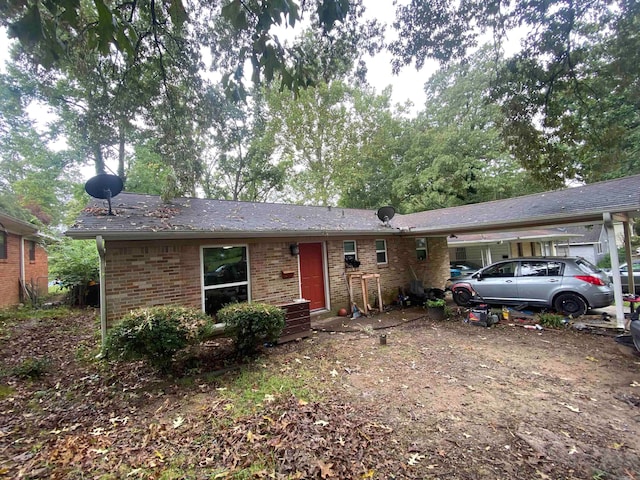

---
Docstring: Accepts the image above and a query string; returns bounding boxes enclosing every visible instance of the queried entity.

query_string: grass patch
[0,384,14,399]
[218,365,317,418]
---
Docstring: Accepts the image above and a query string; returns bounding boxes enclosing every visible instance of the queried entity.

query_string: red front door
[299,242,326,311]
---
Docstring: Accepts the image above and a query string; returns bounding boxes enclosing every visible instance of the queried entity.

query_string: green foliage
[0,305,74,325]
[217,303,285,357]
[537,313,566,329]
[105,305,214,371]
[48,239,99,291]
[597,248,627,269]
[11,357,50,379]
[426,299,446,308]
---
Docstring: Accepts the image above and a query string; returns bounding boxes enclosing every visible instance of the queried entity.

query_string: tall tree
[200,87,286,202]
[394,46,545,212]
[391,0,640,187]
[0,73,79,226]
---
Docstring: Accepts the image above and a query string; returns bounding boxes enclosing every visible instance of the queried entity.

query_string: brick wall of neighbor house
[0,232,22,307]
[24,242,49,296]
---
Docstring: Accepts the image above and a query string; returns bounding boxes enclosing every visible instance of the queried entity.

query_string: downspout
[603,213,625,329]
[19,236,25,301]
[96,236,107,350]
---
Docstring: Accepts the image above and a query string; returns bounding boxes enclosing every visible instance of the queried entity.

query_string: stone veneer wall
[104,235,450,324]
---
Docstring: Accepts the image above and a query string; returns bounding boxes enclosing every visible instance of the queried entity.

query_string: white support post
[603,213,625,329]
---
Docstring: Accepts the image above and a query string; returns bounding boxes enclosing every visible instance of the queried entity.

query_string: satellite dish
[84,174,123,216]
[376,206,396,225]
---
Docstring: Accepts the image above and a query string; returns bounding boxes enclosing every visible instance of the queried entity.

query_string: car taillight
[574,275,605,286]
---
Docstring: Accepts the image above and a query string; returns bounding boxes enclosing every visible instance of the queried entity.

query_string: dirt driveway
[1,307,639,479]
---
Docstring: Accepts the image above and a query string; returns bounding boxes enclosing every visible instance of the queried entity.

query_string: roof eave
[405,209,636,236]
[64,227,405,241]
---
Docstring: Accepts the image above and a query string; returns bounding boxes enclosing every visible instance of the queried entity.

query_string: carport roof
[398,174,640,235]
[66,174,640,240]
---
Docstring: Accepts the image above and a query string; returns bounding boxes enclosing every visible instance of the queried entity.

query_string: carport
[398,174,640,328]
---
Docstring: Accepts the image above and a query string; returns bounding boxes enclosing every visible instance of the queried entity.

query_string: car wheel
[554,293,587,316]
[452,288,472,307]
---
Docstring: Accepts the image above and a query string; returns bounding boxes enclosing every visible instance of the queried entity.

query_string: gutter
[65,228,406,241]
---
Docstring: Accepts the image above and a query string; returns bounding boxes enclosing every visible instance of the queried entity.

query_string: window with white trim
[375,239,387,265]
[416,238,427,261]
[202,245,249,316]
[344,240,356,261]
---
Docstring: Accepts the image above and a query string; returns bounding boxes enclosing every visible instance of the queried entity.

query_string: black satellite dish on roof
[84,174,123,216]
[376,206,395,226]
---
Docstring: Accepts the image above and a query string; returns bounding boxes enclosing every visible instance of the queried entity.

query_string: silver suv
[450,257,613,316]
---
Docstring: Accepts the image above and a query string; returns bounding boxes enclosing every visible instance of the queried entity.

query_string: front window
[416,238,427,261]
[375,239,387,265]
[202,245,249,316]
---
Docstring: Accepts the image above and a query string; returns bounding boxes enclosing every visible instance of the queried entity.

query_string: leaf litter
[0,308,639,478]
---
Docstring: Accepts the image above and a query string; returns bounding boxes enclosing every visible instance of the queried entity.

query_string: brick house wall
[0,232,21,307]
[24,240,49,296]
[0,234,48,307]
[103,235,450,324]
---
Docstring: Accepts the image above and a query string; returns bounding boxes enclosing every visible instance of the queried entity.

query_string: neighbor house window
[416,238,427,261]
[201,245,249,316]
[344,240,357,262]
[29,241,36,262]
[0,232,6,259]
[455,247,466,260]
[375,239,387,265]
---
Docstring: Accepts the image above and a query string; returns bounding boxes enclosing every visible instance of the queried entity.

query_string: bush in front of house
[217,303,285,357]
[104,305,214,371]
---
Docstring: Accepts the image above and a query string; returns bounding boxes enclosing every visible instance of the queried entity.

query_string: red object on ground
[337,308,348,317]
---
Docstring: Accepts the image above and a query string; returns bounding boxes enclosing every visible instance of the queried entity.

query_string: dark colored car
[605,260,640,295]
[450,256,613,316]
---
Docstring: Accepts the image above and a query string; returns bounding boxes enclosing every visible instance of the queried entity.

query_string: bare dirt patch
[1,307,639,479]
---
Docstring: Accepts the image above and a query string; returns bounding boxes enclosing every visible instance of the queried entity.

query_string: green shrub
[217,303,285,357]
[104,305,213,371]
[12,357,50,379]
[537,312,566,328]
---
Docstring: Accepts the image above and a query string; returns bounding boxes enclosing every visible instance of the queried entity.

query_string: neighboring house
[555,224,625,265]
[0,212,49,307]
[66,175,640,325]
[448,229,583,267]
